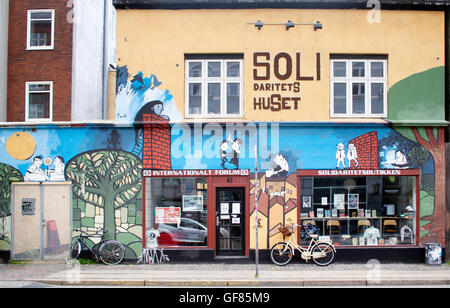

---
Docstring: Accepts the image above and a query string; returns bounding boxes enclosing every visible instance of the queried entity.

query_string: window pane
[371,62,384,77]
[333,83,346,114]
[352,83,365,114]
[189,62,202,77]
[333,62,346,77]
[29,84,50,91]
[30,20,51,46]
[146,177,208,248]
[352,62,365,77]
[188,83,202,114]
[207,83,221,114]
[30,12,52,19]
[29,93,50,119]
[226,83,240,114]
[227,62,240,77]
[371,83,384,114]
[208,62,221,77]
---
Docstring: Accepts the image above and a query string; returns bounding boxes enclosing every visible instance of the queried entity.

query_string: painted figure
[347,143,359,168]
[133,100,170,155]
[220,140,229,168]
[392,150,409,169]
[48,156,66,181]
[24,156,48,181]
[229,137,242,169]
[336,143,346,169]
[266,154,289,178]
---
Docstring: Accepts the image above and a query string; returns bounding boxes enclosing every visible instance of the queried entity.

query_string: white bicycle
[270,223,336,266]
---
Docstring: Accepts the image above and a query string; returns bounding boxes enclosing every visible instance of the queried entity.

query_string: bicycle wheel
[270,242,293,266]
[311,243,335,266]
[66,241,81,266]
[99,240,125,265]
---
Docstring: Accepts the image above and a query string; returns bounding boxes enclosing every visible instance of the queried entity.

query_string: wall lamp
[252,20,323,31]
[285,20,295,30]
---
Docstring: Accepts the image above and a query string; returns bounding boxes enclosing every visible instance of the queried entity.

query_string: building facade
[0,0,448,262]
[5,0,115,123]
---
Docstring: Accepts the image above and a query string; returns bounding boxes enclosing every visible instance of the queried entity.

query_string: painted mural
[0,67,446,256]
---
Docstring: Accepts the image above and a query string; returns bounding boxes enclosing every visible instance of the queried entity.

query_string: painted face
[337,143,344,150]
[220,142,228,151]
[153,104,164,116]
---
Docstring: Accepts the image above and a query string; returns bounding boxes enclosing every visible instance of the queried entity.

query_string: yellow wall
[116,9,444,123]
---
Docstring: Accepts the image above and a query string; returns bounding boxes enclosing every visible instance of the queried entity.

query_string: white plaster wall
[0,0,9,122]
[71,0,116,121]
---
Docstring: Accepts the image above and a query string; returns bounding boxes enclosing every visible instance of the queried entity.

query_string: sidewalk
[0,261,449,287]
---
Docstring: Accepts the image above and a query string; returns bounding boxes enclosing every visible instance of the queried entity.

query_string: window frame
[26,9,55,50]
[330,58,387,118]
[25,81,53,122]
[185,58,244,119]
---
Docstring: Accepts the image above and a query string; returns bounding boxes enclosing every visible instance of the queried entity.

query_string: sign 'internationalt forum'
[143,169,250,177]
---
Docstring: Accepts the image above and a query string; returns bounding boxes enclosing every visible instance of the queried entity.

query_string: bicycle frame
[283,224,336,261]
[75,236,100,259]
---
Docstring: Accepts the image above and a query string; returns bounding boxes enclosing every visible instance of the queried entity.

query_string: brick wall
[7,0,72,122]
[143,114,171,170]
[349,131,378,169]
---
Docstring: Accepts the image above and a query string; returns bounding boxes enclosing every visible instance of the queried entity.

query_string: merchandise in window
[185,57,243,118]
[27,10,54,50]
[145,177,208,247]
[299,175,417,247]
[330,57,387,117]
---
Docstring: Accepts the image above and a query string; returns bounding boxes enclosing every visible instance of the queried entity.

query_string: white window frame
[26,9,55,50]
[25,81,53,122]
[330,58,387,118]
[185,58,244,119]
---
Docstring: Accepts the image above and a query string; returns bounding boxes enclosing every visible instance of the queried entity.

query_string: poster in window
[348,194,359,209]
[302,196,311,208]
[334,194,345,210]
[232,203,241,214]
[182,195,203,212]
[155,207,181,224]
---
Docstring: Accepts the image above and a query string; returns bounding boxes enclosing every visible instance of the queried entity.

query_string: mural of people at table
[24,156,47,181]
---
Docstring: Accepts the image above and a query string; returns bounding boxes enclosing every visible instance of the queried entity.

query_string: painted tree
[395,126,445,243]
[0,163,24,217]
[65,150,142,241]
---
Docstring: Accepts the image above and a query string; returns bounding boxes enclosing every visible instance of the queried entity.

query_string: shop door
[216,187,245,256]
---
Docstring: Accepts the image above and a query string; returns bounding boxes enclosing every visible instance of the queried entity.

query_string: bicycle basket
[279,225,294,237]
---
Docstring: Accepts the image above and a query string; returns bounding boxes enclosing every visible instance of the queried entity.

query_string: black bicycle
[66,229,125,265]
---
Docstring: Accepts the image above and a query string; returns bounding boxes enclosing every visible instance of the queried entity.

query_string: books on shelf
[317,208,324,218]
[309,211,315,218]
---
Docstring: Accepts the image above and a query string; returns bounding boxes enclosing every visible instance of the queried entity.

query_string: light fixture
[255,20,264,30]
[285,20,295,30]
[314,21,323,31]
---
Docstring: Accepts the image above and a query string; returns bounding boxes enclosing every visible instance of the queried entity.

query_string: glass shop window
[145,177,208,247]
[299,176,417,247]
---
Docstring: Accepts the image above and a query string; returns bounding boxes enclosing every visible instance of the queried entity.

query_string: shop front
[143,169,250,259]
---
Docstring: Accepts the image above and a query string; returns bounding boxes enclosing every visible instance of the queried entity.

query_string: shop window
[25,82,53,121]
[185,56,243,118]
[299,175,417,247]
[27,10,55,50]
[330,56,387,118]
[145,177,208,247]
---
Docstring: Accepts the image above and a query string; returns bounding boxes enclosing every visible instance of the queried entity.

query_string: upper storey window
[27,9,55,50]
[185,56,243,118]
[330,56,387,118]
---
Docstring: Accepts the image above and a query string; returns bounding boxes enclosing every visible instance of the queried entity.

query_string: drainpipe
[101,0,109,119]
